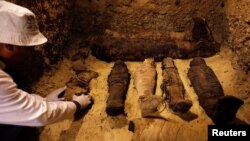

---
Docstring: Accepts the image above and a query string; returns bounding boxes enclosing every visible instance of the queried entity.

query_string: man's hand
[72,94,92,109]
[45,86,67,101]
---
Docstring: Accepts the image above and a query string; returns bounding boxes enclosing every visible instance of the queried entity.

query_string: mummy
[106,60,130,116]
[187,57,243,124]
[134,58,164,117]
[129,118,203,141]
[91,17,219,61]
[161,57,192,113]
[134,58,157,97]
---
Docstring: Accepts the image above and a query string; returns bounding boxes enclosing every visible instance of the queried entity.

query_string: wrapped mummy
[161,57,192,113]
[134,58,164,117]
[187,57,243,124]
[106,60,130,116]
[129,118,203,141]
[134,58,157,97]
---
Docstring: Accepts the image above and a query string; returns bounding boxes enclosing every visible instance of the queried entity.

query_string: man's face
[1,44,44,89]
[2,44,35,65]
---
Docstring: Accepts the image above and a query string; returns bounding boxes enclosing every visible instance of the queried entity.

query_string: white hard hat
[0,1,47,46]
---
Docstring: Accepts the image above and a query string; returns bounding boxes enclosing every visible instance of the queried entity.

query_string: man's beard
[3,51,45,91]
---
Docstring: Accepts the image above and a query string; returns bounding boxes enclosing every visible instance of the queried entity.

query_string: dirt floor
[32,0,249,141]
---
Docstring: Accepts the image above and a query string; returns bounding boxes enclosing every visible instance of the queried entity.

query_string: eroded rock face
[80,0,227,41]
[8,0,76,63]
[226,0,250,74]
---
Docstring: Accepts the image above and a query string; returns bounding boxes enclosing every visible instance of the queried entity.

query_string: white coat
[0,67,76,126]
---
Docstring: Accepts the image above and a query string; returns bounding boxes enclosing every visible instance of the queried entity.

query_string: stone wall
[226,0,250,74]
[8,0,77,64]
[6,0,249,73]
[76,0,227,43]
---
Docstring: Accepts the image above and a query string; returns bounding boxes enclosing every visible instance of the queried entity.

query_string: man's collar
[0,60,6,69]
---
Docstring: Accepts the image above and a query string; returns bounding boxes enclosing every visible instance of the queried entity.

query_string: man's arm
[0,70,77,126]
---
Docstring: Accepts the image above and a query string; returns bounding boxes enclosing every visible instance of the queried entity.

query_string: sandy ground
[37,45,250,141]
